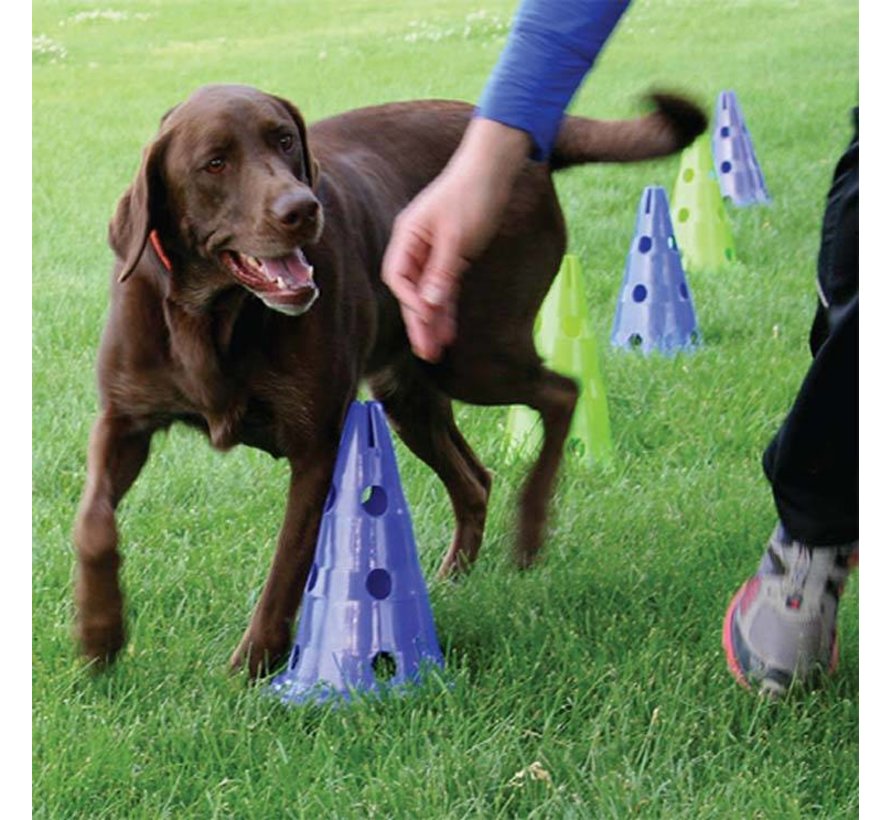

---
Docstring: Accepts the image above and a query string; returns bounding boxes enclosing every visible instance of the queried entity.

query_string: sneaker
[722,523,857,696]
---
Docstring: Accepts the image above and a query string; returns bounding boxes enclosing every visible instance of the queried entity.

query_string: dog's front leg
[73,412,155,665]
[229,451,336,679]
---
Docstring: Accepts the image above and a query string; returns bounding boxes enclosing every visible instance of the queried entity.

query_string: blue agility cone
[270,401,444,706]
[712,90,771,206]
[611,186,700,355]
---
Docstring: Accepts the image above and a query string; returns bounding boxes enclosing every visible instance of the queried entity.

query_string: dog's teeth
[276,277,286,288]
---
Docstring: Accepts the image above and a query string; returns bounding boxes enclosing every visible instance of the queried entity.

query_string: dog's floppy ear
[109,131,170,283]
[272,94,321,188]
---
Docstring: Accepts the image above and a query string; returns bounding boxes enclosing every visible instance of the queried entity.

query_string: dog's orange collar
[149,230,173,273]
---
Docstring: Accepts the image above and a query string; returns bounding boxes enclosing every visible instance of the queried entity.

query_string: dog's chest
[127,294,339,458]
[158,379,285,457]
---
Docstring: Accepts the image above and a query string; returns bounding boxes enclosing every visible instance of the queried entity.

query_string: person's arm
[382,0,631,362]
[477,0,631,161]
[381,118,531,361]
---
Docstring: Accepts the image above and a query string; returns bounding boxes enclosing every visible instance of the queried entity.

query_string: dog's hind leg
[73,412,156,666]
[437,354,578,571]
[369,365,492,580]
[511,367,578,568]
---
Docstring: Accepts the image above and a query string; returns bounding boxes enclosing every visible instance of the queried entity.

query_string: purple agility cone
[611,186,700,355]
[712,90,771,206]
[270,401,444,705]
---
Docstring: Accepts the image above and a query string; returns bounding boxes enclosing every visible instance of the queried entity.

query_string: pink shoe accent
[722,582,751,690]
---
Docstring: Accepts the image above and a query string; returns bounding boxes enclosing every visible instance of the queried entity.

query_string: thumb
[419,238,470,308]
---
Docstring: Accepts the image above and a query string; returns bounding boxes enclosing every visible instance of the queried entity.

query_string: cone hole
[668,235,677,250]
[720,125,731,138]
[644,188,653,214]
[629,333,643,349]
[682,168,694,183]
[366,568,392,600]
[361,485,388,516]
[372,651,397,683]
[561,315,583,338]
[720,161,732,174]
[568,437,586,458]
[323,486,337,513]
[366,410,377,448]
[288,643,300,671]
[678,282,689,301]
[638,235,653,253]
[306,563,319,592]
[632,284,648,303]
[677,208,690,223]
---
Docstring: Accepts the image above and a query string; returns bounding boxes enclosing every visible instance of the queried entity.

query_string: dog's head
[110,84,323,316]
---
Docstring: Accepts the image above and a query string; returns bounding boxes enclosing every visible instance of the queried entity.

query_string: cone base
[610,331,701,357]
[270,655,445,707]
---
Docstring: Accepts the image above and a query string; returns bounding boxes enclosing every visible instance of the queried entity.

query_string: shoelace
[785,542,812,600]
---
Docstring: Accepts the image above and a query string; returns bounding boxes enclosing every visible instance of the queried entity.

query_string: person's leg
[763,296,858,546]
[765,112,858,544]
[723,112,858,695]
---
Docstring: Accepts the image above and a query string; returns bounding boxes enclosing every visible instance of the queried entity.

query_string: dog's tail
[550,92,707,170]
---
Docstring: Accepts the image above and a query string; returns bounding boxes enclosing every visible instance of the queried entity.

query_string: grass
[32,0,858,817]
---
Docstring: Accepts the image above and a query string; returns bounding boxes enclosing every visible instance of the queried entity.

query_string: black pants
[762,110,859,546]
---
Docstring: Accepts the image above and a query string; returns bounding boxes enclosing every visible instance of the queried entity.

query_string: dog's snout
[273,191,319,229]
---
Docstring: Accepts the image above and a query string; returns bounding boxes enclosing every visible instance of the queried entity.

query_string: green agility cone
[505,255,613,465]
[671,134,737,273]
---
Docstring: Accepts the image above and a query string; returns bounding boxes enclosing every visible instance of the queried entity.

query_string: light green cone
[671,134,737,273]
[505,255,613,466]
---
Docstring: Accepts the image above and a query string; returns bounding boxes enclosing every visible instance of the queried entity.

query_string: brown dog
[73,84,705,677]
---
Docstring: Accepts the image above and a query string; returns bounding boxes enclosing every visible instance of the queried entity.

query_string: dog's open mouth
[221,248,318,316]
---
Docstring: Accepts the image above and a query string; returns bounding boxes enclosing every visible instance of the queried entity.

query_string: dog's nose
[272,191,319,229]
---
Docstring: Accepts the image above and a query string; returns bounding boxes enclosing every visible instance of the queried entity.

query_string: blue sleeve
[476,0,631,161]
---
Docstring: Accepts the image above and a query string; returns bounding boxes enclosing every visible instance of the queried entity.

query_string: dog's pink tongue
[263,250,314,288]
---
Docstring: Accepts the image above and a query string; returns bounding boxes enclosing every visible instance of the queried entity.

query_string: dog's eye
[279,134,295,153]
[205,157,227,174]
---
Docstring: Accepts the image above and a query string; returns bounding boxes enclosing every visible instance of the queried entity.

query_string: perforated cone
[505,255,612,465]
[611,186,700,355]
[671,135,737,272]
[712,90,771,206]
[270,401,444,705]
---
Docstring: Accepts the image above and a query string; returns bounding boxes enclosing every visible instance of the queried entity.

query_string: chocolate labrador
[73,84,705,677]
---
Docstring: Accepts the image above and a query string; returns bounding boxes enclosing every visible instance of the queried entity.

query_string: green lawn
[33,1,858,816]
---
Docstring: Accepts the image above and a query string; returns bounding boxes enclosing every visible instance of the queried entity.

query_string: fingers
[420,231,469,308]
[381,218,434,319]
[402,305,440,363]
[403,289,458,363]
[382,207,467,362]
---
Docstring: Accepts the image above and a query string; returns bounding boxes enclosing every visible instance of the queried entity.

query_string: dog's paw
[76,614,125,667]
[74,557,127,666]
[229,627,290,680]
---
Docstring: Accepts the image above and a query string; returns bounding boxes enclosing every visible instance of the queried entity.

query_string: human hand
[382,118,530,362]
